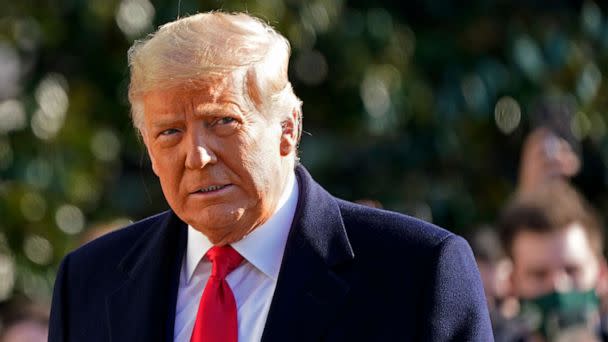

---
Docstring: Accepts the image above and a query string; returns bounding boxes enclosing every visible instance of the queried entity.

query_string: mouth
[192,184,231,194]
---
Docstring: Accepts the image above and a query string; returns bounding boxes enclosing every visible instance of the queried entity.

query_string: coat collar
[106,211,187,342]
[262,165,355,341]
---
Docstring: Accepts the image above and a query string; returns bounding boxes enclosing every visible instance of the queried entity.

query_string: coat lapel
[262,166,355,341]
[106,211,187,342]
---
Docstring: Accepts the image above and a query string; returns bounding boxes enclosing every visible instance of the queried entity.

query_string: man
[498,180,608,341]
[469,227,525,342]
[49,12,491,341]
[0,296,49,342]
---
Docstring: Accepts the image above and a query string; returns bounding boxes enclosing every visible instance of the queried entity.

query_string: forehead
[142,74,248,115]
[511,223,597,268]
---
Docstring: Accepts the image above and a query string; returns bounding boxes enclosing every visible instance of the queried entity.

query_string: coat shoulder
[328,198,492,340]
[335,198,455,251]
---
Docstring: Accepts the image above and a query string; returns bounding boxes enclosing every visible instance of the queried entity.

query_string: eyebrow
[146,100,246,129]
[150,118,182,129]
[194,102,245,117]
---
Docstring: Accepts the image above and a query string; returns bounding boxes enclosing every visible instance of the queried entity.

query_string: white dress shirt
[173,173,298,342]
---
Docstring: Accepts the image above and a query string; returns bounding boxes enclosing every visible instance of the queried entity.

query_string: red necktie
[190,245,244,342]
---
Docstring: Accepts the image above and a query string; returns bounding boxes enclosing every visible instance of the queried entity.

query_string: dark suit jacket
[49,166,493,341]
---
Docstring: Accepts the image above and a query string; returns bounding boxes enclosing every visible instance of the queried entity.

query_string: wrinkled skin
[141,73,298,245]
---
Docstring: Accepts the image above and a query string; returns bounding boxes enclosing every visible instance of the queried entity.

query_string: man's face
[510,223,601,299]
[141,74,294,244]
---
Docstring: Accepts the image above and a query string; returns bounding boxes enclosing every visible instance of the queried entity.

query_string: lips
[191,184,231,194]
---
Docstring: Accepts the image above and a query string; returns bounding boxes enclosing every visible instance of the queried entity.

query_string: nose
[185,131,217,169]
[550,270,573,293]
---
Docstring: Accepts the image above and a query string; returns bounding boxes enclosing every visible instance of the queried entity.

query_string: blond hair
[127,12,302,141]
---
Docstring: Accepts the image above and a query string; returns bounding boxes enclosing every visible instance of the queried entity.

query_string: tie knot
[206,245,243,280]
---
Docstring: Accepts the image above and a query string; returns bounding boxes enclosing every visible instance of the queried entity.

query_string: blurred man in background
[518,127,580,195]
[498,180,607,341]
[469,227,522,342]
[0,296,48,342]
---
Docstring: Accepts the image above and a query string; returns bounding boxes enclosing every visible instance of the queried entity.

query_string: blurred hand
[518,127,580,194]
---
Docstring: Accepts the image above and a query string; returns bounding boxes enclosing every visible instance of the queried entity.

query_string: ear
[279,109,298,157]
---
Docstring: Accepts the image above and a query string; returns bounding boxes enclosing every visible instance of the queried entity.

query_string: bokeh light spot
[91,129,121,161]
[302,2,330,33]
[576,62,602,104]
[23,235,53,265]
[116,0,155,39]
[360,65,400,118]
[513,36,545,82]
[461,74,488,115]
[55,204,85,235]
[21,269,51,302]
[25,158,53,189]
[0,253,15,301]
[387,27,416,67]
[581,1,602,38]
[67,173,99,204]
[0,42,21,98]
[12,17,42,51]
[0,99,26,134]
[20,192,47,222]
[35,73,69,119]
[361,77,390,118]
[32,73,69,140]
[288,22,317,50]
[571,111,592,140]
[494,96,521,134]
[294,50,328,86]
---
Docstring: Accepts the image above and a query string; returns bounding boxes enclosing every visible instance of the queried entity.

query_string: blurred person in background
[78,218,132,246]
[518,127,580,195]
[0,296,48,342]
[469,226,523,342]
[48,11,491,342]
[498,180,608,341]
[518,97,606,205]
[354,198,383,209]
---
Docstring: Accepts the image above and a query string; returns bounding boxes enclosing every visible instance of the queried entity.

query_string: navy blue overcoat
[49,166,493,341]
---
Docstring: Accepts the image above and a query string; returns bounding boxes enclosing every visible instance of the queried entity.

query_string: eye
[208,117,239,135]
[215,117,236,126]
[565,265,581,277]
[529,269,548,281]
[159,128,181,136]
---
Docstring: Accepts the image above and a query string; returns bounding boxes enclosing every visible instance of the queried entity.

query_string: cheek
[149,149,183,192]
[580,260,600,288]
[237,156,273,199]
[235,132,281,185]
[513,267,536,291]
[157,167,181,198]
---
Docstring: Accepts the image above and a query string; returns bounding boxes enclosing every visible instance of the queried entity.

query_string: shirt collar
[185,171,298,283]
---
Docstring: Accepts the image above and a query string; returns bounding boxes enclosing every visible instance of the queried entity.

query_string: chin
[186,204,247,230]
